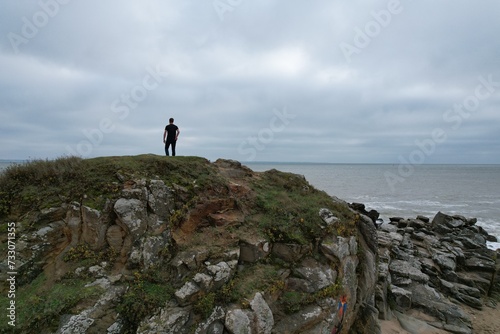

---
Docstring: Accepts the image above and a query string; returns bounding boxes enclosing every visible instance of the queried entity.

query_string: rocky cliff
[375,211,500,334]
[0,155,498,334]
[0,155,378,334]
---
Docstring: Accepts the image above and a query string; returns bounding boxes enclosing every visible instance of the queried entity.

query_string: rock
[319,208,339,226]
[464,256,496,272]
[320,235,352,262]
[106,225,125,251]
[147,179,173,218]
[142,232,172,269]
[137,302,191,334]
[349,203,380,225]
[389,259,429,284]
[416,215,430,223]
[250,292,274,334]
[193,273,213,291]
[225,309,252,334]
[293,257,338,292]
[81,205,108,250]
[432,252,457,272]
[239,236,270,263]
[272,243,311,263]
[175,281,201,306]
[390,285,412,311]
[114,198,148,239]
[273,305,324,334]
[408,284,472,331]
[356,214,378,253]
[194,306,225,334]
[56,286,126,334]
[394,311,446,334]
[206,261,235,289]
[432,211,464,232]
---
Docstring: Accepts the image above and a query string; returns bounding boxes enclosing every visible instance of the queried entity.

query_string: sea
[1,160,499,249]
[245,162,500,250]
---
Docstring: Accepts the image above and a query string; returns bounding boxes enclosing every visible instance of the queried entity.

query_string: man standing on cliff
[163,118,180,156]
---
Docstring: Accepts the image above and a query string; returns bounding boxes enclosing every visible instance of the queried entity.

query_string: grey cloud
[0,0,499,162]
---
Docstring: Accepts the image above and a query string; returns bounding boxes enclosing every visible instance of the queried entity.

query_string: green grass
[0,154,226,221]
[218,263,282,305]
[116,271,175,333]
[250,169,355,244]
[0,273,102,334]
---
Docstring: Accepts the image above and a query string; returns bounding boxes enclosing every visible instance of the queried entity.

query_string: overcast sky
[1,0,499,163]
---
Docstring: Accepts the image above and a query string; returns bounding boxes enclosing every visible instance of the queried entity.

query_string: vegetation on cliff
[0,154,362,333]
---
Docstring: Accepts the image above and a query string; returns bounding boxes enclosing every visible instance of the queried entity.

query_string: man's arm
[175,128,180,141]
[163,129,167,143]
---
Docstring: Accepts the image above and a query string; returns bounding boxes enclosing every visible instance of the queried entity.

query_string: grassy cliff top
[0,154,355,243]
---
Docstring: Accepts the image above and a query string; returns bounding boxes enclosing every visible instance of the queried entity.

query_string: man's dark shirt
[165,124,178,143]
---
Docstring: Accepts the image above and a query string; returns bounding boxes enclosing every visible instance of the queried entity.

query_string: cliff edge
[0,155,378,333]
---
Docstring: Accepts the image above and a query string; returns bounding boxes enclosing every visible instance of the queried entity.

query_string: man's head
[169,118,174,123]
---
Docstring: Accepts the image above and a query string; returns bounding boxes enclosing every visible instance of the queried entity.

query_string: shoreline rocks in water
[369,210,500,334]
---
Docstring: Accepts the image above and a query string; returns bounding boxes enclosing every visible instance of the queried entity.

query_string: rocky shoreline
[349,203,500,334]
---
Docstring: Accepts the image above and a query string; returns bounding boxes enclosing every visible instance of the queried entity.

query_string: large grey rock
[114,198,148,239]
[390,259,429,284]
[293,257,337,292]
[250,292,274,334]
[225,309,252,334]
[147,179,173,218]
[408,284,472,331]
[321,236,352,262]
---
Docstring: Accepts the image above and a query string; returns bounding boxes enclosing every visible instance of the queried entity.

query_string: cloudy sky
[1,0,499,163]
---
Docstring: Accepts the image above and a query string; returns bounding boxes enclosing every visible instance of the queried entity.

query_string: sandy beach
[379,300,500,334]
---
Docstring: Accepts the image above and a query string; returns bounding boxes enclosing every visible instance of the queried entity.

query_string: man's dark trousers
[165,140,176,156]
